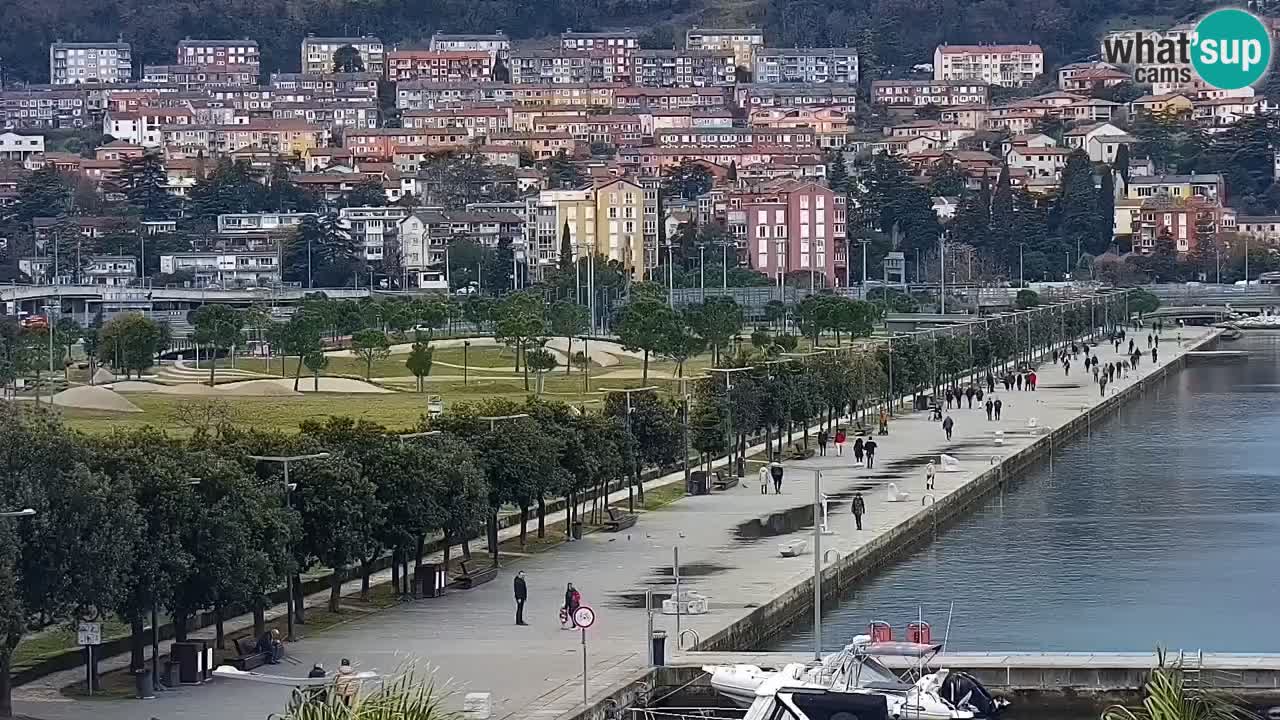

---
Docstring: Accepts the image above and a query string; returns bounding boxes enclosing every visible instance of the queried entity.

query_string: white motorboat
[705,635,1007,720]
[741,673,892,720]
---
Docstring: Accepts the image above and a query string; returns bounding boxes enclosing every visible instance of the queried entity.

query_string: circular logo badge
[1191,9,1272,90]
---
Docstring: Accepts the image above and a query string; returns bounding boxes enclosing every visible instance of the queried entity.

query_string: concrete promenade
[13,326,1217,720]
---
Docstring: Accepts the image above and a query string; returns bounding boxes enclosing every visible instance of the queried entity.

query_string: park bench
[226,637,270,671]
[453,560,497,589]
[603,507,637,532]
[711,471,738,491]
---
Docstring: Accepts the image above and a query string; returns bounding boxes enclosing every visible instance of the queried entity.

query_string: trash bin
[571,521,583,540]
[914,394,933,411]
[416,562,447,598]
[134,668,155,699]
[651,630,668,666]
[170,641,207,685]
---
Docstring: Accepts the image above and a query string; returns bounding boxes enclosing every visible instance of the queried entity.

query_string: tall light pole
[600,387,659,512]
[721,241,728,290]
[246,453,331,641]
[1017,242,1026,287]
[1244,235,1250,285]
[706,367,753,476]
[699,245,706,304]
[938,233,946,315]
[41,303,56,377]
[859,239,871,301]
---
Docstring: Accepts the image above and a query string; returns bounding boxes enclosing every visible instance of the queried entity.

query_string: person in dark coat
[817,429,829,456]
[564,583,581,627]
[976,387,984,403]
[514,571,528,625]
[994,398,1003,421]
[770,462,784,494]
[863,438,878,468]
[942,414,954,441]
[985,398,994,421]
[986,372,995,393]
[1152,346,1158,363]
[851,492,866,531]
[853,436,865,466]
[1015,373,1023,391]
[944,387,954,409]
[965,385,976,408]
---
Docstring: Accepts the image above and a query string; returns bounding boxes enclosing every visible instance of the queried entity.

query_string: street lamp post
[1018,242,1026,287]
[699,245,706,304]
[41,304,56,379]
[246,453,331,641]
[600,387,659,513]
[705,367,753,476]
[463,340,470,386]
[859,239,871,302]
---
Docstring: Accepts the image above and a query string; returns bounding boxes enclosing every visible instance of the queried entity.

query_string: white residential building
[933,44,1043,88]
[301,36,385,75]
[338,206,411,263]
[1063,122,1136,163]
[217,212,315,235]
[685,27,764,68]
[428,32,511,61]
[176,38,260,72]
[160,251,281,287]
[753,48,858,85]
[0,132,45,165]
[49,41,132,84]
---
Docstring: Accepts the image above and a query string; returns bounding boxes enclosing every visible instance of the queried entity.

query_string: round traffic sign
[573,605,596,628]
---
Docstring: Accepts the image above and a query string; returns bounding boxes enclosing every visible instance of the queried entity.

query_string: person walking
[817,429,829,457]
[835,427,847,456]
[564,583,582,627]
[984,397,994,421]
[770,462,784,494]
[1152,346,1158,363]
[994,398,1003,421]
[965,385,976,408]
[514,570,528,626]
[986,372,995,393]
[976,387,984,404]
[942,414,954,441]
[1099,376,1107,397]
[853,436,865,466]
[944,387,954,409]
[1028,370,1037,391]
[1063,359,1070,376]
[335,659,359,706]
[925,460,936,490]
[851,491,866,531]
[1015,373,1023,391]
[863,437,878,468]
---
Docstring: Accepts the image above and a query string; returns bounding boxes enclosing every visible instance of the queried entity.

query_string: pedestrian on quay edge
[851,491,866,531]
[994,398,1003,421]
[1152,346,1158,363]
[863,437,878,468]
[942,414,954,441]
[925,460,936,490]
[514,570,528,626]
[770,461,784,494]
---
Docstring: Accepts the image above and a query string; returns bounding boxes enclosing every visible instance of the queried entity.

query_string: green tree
[340,178,388,208]
[293,453,381,612]
[190,304,245,385]
[525,345,558,397]
[279,310,324,391]
[332,45,366,73]
[1055,149,1100,257]
[98,313,165,378]
[545,150,585,189]
[53,317,82,379]
[1102,657,1251,720]
[559,223,574,271]
[303,349,328,392]
[827,151,850,193]
[547,301,588,375]
[661,159,714,200]
[493,292,546,390]
[284,214,360,288]
[615,296,681,382]
[1015,288,1041,309]
[118,152,173,219]
[405,339,434,392]
[684,297,743,363]
[350,328,391,381]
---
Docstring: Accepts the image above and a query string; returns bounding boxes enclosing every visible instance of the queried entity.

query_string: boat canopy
[856,641,943,657]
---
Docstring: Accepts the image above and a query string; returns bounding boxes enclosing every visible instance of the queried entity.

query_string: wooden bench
[453,560,497,589]
[711,472,739,491]
[603,507,637,532]
[226,637,270,671]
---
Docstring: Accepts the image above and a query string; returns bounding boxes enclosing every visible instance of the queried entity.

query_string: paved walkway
[14,326,1215,720]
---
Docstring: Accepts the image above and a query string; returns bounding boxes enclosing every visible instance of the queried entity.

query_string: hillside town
[1,20,1279,296]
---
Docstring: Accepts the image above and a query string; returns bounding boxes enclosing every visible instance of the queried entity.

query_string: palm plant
[273,663,456,720]
[1102,652,1256,720]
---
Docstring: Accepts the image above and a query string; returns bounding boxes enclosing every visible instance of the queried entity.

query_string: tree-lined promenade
[0,289,1136,716]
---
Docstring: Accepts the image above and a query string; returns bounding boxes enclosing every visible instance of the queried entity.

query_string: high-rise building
[176,38,260,73]
[301,36,385,75]
[49,41,132,84]
[933,44,1043,88]
[685,27,764,69]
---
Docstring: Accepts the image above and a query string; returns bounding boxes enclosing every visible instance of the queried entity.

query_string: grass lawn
[233,344,631,380]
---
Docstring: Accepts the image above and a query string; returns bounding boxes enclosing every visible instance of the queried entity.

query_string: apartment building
[614,86,730,111]
[394,80,515,110]
[301,36,385,75]
[142,64,257,91]
[630,49,736,87]
[0,132,45,165]
[271,100,379,130]
[344,127,470,158]
[176,39,260,73]
[933,44,1044,88]
[749,108,849,149]
[161,251,280,287]
[400,107,511,137]
[685,27,764,68]
[655,127,816,149]
[736,84,859,115]
[1126,173,1225,204]
[1235,216,1280,245]
[510,49,617,85]
[753,48,859,85]
[728,179,844,285]
[561,30,638,83]
[1129,194,1224,254]
[429,32,511,61]
[529,178,647,276]
[398,209,525,288]
[1063,121,1135,163]
[103,107,194,147]
[270,72,379,96]
[218,212,314,235]
[338,206,412,263]
[50,41,132,84]
[386,50,494,83]
[870,79,990,108]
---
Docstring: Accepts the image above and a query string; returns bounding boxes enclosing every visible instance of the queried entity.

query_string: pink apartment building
[730,179,845,285]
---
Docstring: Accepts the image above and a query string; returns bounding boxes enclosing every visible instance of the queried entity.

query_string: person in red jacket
[834,427,847,456]
[1028,370,1037,391]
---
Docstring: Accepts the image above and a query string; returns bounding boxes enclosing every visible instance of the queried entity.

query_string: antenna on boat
[941,602,955,652]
